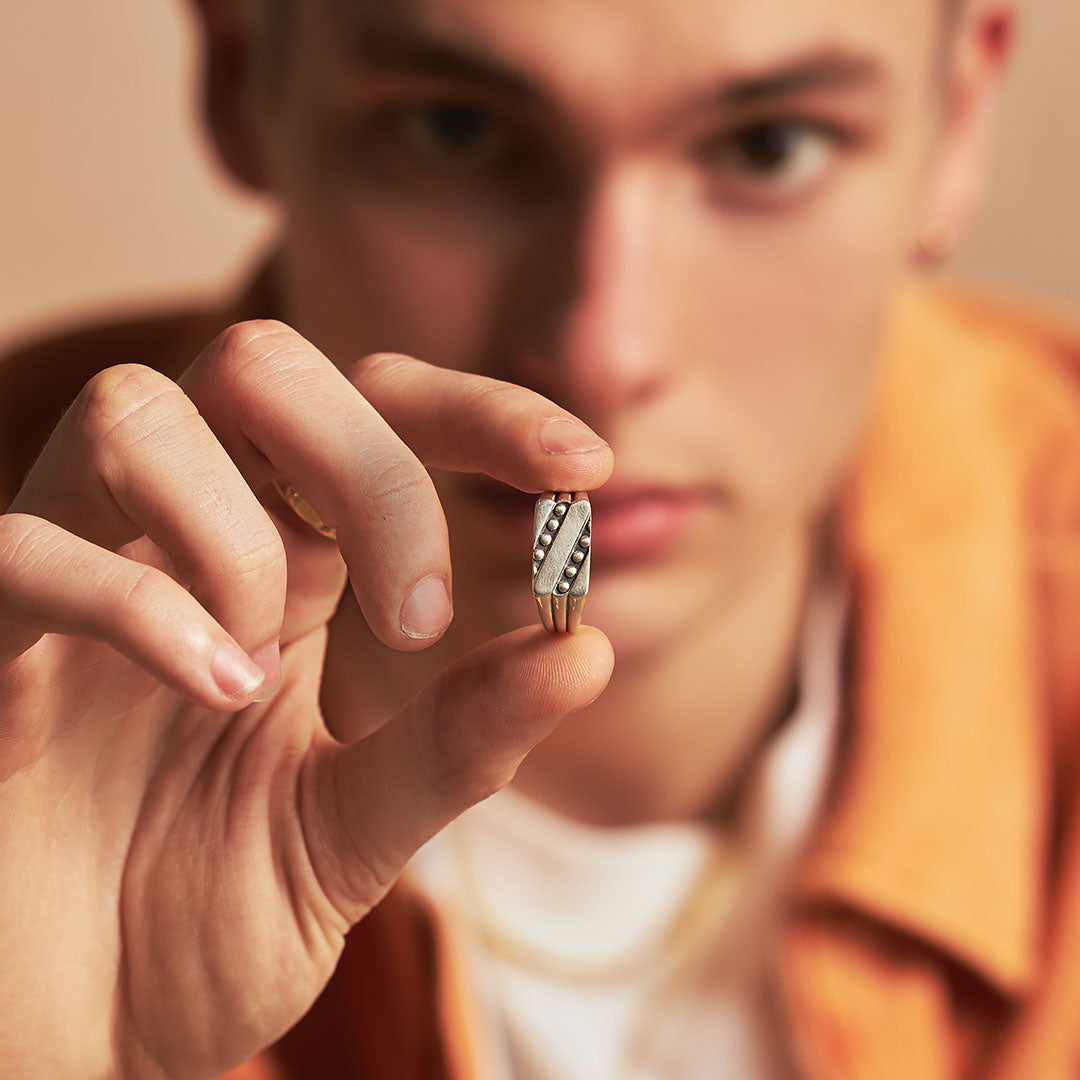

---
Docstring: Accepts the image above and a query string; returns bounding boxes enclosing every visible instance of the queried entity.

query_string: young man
[2,0,1079,1077]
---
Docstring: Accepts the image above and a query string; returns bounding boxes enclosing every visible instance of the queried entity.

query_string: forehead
[323,0,938,110]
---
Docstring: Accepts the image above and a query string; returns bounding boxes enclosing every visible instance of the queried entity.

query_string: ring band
[533,491,591,634]
[272,477,338,540]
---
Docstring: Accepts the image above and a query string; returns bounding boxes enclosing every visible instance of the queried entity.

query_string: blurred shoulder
[900,278,1080,419]
[884,277,1080,501]
[0,305,228,506]
[0,265,276,507]
[914,281,1080,733]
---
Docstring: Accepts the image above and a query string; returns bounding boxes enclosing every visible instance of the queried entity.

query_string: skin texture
[247,0,1012,820]
[0,323,615,1079]
[0,1,1011,1077]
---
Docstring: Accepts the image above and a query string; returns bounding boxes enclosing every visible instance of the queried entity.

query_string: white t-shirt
[407,570,847,1080]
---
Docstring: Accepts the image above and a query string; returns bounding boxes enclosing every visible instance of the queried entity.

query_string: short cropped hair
[260,0,969,51]
[257,0,969,83]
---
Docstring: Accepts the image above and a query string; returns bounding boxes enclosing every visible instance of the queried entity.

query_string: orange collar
[793,280,1080,996]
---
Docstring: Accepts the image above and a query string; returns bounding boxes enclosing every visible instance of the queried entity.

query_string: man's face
[254,0,946,655]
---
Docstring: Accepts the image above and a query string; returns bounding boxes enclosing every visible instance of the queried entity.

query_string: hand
[0,321,614,1080]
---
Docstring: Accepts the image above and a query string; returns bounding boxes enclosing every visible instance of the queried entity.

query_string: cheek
[678,162,923,519]
[279,198,505,370]
[260,25,511,370]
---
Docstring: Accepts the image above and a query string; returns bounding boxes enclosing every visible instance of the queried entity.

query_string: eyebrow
[342,19,542,99]
[341,14,888,113]
[717,52,887,107]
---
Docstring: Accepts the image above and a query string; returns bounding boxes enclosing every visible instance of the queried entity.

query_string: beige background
[1,1,1076,354]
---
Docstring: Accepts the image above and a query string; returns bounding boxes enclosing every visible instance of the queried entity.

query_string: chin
[585,561,729,658]
[454,552,727,663]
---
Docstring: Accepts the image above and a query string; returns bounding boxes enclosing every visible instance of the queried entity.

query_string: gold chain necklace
[449,809,752,1077]
[452,819,745,984]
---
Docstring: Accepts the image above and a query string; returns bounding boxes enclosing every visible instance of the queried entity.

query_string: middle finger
[182,322,613,649]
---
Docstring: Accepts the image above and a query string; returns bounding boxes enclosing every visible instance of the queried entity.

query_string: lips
[588,486,711,562]
[459,476,721,565]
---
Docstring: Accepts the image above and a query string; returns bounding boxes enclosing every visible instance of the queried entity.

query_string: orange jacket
[4,277,1080,1078]
[226,281,1080,1080]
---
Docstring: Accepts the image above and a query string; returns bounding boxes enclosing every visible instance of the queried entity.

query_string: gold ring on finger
[272,477,338,540]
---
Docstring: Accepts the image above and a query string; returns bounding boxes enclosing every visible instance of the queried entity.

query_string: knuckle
[364,456,433,514]
[408,714,465,806]
[215,319,297,359]
[0,514,54,583]
[339,817,399,904]
[203,320,310,391]
[216,528,287,587]
[467,376,522,412]
[463,372,550,425]
[316,757,399,915]
[104,562,172,628]
[77,363,181,422]
[346,350,417,389]
[73,365,189,458]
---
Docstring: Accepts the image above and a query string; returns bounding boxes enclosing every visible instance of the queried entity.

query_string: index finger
[181,323,454,652]
[347,353,614,494]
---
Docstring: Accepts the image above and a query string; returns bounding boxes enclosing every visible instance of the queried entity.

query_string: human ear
[187,0,269,192]
[914,2,1016,264]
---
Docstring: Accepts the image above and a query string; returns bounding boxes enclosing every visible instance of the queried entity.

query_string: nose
[523,165,676,421]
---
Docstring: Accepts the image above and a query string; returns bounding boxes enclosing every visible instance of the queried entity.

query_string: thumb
[305,625,614,924]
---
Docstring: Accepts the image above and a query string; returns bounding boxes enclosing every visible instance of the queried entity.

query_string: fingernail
[401,576,453,639]
[539,417,607,455]
[251,642,281,702]
[212,641,266,700]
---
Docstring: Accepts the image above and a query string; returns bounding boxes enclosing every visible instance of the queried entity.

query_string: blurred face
[253,0,948,656]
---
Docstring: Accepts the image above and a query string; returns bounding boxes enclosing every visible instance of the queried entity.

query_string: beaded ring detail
[533,491,591,633]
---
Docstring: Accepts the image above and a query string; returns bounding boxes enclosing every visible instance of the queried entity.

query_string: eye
[390,103,511,169]
[701,120,844,206]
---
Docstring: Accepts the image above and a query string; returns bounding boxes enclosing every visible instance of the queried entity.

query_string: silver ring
[533,491,591,633]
